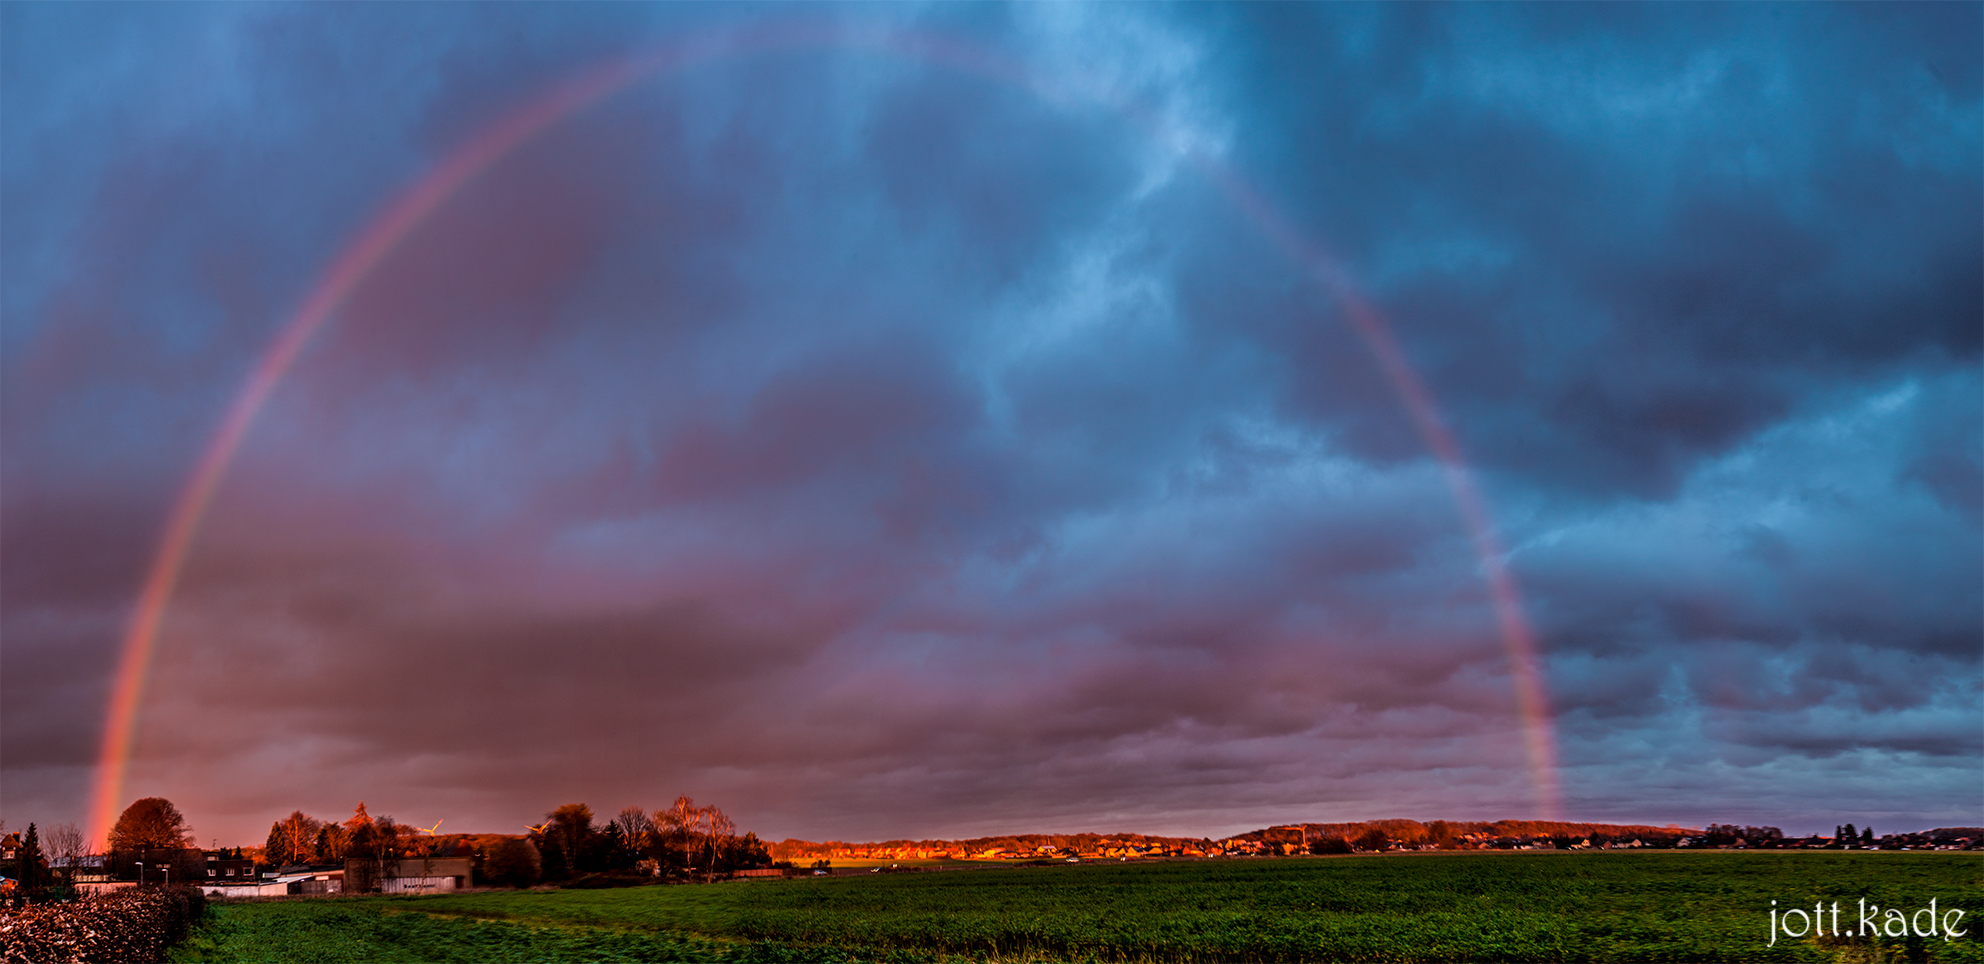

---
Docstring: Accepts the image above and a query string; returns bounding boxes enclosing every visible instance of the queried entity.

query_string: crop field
[170,852,1981,963]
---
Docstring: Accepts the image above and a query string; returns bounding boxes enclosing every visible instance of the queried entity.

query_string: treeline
[771,831,1206,860]
[1705,824,1984,850]
[1230,819,1694,854]
[1247,819,1688,843]
[264,796,773,887]
[1235,820,1980,853]
[500,797,773,886]
[766,821,1704,861]
[34,793,777,895]
[264,803,429,870]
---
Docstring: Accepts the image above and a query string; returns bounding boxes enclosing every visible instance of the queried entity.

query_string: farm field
[170,852,1983,963]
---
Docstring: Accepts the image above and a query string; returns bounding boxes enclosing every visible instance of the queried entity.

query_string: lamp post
[136,862,144,886]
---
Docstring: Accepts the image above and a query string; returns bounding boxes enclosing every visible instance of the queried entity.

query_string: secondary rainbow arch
[86,21,1559,847]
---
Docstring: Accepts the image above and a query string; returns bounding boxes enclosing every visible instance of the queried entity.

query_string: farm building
[205,867,343,899]
[345,856,471,893]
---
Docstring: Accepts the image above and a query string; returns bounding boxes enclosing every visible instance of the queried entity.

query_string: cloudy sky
[4,3,1978,847]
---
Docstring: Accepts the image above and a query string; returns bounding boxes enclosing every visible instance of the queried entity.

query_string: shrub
[484,838,542,888]
[0,886,205,963]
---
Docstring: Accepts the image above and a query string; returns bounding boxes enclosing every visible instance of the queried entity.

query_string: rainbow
[87,22,1557,848]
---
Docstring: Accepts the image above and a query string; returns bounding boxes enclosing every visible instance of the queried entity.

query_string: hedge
[0,886,205,963]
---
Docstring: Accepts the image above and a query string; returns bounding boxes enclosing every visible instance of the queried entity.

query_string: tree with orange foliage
[343,803,405,892]
[264,811,323,866]
[655,796,736,881]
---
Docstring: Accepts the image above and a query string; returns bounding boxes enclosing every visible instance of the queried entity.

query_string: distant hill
[764,820,1703,861]
[1922,828,1983,844]
[771,831,1212,862]
[421,822,1978,862]
[1237,819,1694,845]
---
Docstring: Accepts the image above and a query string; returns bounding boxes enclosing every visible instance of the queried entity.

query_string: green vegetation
[172,852,1982,963]
[165,900,765,963]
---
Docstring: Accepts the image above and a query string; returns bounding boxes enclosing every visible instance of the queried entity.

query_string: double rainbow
[86,23,1558,847]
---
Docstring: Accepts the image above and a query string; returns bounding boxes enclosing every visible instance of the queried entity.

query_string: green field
[170,852,1982,963]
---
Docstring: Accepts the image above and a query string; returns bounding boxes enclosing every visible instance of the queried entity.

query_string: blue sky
[3,3,1978,845]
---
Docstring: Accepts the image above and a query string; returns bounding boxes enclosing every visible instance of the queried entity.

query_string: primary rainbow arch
[86,21,1559,847]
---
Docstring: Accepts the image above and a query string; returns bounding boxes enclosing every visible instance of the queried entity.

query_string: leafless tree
[659,797,711,879]
[659,797,698,836]
[658,797,739,881]
[45,823,87,875]
[704,807,735,882]
[614,807,654,853]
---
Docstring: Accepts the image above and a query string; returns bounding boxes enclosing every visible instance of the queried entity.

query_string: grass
[170,851,1983,963]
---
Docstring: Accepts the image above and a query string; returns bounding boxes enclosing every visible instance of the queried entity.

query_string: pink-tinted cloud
[4,3,1976,845]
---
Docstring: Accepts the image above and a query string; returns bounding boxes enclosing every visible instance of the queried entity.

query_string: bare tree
[659,797,692,835]
[45,823,88,877]
[659,796,700,878]
[614,807,654,853]
[704,807,735,882]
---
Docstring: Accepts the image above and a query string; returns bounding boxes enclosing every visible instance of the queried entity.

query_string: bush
[484,838,542,888]
[0,886,205,963]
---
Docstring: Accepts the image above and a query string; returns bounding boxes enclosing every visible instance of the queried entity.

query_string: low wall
[204,882,291,899]
[73,881,136,896]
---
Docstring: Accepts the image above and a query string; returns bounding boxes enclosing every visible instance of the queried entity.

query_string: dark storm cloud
[3,3,1976,843]
[1191,2,1981,495]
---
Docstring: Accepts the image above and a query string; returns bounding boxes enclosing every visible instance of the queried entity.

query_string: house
[204,852,257,881]
[69,854,112,883]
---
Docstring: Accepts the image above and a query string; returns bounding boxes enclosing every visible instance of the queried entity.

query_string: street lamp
[136,862,144,886]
